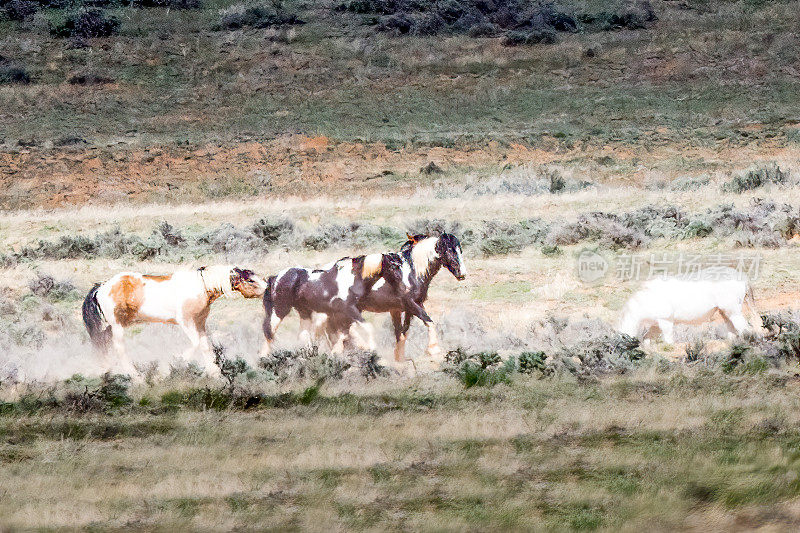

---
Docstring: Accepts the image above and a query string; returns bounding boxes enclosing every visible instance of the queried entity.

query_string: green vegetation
[3,369,800,529]
[0,0,797,149]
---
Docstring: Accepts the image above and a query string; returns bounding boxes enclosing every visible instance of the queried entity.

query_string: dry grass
[4,372,800,529]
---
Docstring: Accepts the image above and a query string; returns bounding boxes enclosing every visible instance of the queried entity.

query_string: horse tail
[261,275,277,341]
[743,283,762,332]
[82,284,111,352]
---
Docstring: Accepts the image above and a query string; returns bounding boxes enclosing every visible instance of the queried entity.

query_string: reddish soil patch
[1,134,797,209]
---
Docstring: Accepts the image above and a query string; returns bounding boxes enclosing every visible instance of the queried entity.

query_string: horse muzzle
[456,274,466,281]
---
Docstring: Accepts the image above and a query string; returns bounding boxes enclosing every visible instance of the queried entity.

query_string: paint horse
[317,233,467,364]
[261,254,433,356]
[83,266,267,378]
[359,232,466,363]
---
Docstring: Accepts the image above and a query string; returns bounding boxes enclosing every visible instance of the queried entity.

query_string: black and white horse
[314,232,467,364]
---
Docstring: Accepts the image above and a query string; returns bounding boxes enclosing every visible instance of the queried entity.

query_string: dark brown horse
[260,253,432,356]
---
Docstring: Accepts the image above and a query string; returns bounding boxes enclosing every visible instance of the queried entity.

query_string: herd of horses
[81,229,760,380]
[82,233,467,378]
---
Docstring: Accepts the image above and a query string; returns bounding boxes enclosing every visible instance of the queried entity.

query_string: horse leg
[330,329,346,355]
[656,319,675,344]
[402,296,432,325]
[720,310,749,339]
[196,317,223,377]
[349,321,376,351]
[179,320,219,378]
[425,321,443,359]
[110,325,140,381]
[312,313,328,343]
[259,311,283,357]
[298,312,314,348]
[391,310,406,363]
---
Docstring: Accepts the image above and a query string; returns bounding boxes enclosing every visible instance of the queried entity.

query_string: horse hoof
[426,345,443,358]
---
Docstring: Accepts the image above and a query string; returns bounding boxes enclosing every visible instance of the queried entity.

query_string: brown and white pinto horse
[82,266,266,378]
[364,232,466,363]
[320,232,467,364]
[260,254,432,356]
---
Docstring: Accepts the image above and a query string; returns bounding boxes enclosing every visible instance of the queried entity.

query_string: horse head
[230,267,268,298]
[436,233,466,281]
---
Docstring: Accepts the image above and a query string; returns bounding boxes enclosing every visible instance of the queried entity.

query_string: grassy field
[3,178,800,529]
[4,0,800,528]
[5,372,800,529]
[1,0,800,207]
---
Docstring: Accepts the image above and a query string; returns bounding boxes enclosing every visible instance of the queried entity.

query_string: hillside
[1,0,799,208]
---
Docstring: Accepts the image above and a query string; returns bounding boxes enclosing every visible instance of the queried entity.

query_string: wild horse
[83,266,266,378]
[260,254,432,356]
[314,232,467,364]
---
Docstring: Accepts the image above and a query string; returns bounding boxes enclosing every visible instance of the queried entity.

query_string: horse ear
[406,233,419,244]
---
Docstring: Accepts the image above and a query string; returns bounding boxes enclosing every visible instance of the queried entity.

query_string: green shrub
[0,62,30,84]
[251,217,294,245]
[215,2,303,30]
[354,351,387,379]
[721,343,750,373]
[28,273,78,302]
[684,340,706,363]
[517,351,547,374]
[446,348,512,388]
[51,9,120,38]
[456,361,511,388]
[723,164,790,193]
[541,244,562,256]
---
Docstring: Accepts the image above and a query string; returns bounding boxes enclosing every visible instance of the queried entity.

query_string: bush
[502,29,556,46]
[213,344,249,393]
[723,164,790,193]
[216,2,303,30]
[302,222,399,251]
[341,0,653,41]
[28,273,78,301]
[65,373,132,413]
[721,343,749,373]
[406,218,464,240]
[478,219,549,256]
[354,350,387,379]
[156,221,186,247]
[761,312,800,363]
[67,71,115,85]
[3,0,36,21]
[126,0,202,8]
[555,330,646,374]
[602,0,657,30]
[684,340,706,363]
[259,347,349,382]
[51,9,120,38]
[251,217,294,244]
[546,212,646,250]
[17,229,164,261]
[670,175,710,191]
[445,348,513,387]
[517,351,546,374]
[0,57,30,84]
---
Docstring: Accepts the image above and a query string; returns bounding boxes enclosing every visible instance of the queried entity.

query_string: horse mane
[362,253,383,278]
[410,236,439,278]
[198,265,234,297]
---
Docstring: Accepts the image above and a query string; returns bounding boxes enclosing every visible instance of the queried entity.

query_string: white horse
[82,266,267,378]
[618,267,759,344]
